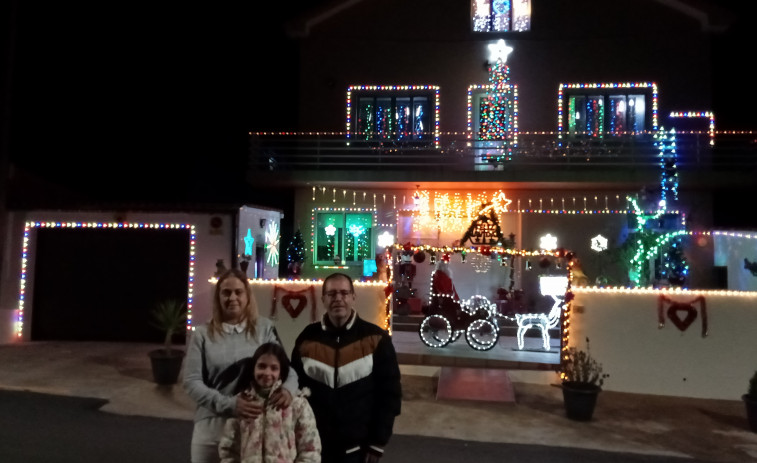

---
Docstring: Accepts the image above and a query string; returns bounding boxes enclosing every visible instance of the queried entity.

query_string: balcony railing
[248,131,757,173]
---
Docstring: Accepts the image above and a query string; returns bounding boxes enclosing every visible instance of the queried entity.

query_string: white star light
[488,39,513,63]
[539,233,557,250]
[377,231,395,248]
[591,234,608,252]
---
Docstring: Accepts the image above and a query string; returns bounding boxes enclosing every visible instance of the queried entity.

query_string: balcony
[247,131,757,189]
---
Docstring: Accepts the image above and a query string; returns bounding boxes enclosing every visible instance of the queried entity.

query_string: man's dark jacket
[291,311,402,456]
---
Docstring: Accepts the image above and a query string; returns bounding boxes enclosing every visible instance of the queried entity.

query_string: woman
[218,342,321,462]
[184,269,298,463]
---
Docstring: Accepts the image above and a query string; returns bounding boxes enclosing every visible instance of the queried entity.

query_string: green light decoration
[626,196,687,287]
[265,222,280,266]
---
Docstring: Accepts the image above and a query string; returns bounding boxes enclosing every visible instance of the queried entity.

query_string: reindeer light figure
[515,275,568,351]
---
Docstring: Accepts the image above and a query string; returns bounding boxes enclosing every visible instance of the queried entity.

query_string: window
[472,0,531,32]
[356,95,429,141]
[315,212,374,264]
[346,85,440,147]
[558,83,657,138]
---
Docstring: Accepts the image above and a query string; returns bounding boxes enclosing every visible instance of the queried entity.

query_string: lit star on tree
[243,229,254,255]
[265,222,279,266]
[591,234,608,252]
[488,39,513,63]
[539,233,557,250]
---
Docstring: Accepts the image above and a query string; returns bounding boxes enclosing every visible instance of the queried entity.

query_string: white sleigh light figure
[515,276,568,351]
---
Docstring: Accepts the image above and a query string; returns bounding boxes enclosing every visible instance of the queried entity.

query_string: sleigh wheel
[465,319,498,351]
[419,314,453,347]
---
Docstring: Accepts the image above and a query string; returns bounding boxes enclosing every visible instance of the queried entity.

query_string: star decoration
[243,229,254,255]
[488,39,513,63]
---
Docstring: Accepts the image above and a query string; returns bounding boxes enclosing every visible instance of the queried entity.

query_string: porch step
[436,367,515,402]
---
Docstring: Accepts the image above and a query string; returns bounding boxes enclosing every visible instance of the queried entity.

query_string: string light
[17,221,196,339]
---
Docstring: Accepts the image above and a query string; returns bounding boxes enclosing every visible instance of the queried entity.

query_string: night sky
[5,1,757,206]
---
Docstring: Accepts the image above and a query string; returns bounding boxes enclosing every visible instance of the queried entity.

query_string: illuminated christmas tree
[479,40,516,146]
[286,229,306,277]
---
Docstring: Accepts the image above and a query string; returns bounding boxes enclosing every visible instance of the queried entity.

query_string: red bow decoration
[403,242,413,251]
[658,294,707,337]
[271,285,317,321]
[384,284,394,298]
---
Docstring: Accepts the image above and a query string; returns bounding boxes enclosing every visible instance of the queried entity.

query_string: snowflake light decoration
[539,233,557,250]
[265,221,280,266]
[591,234,608,252]
[377,231,395,248]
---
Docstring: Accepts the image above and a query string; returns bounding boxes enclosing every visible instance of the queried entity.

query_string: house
[242,0,757,399]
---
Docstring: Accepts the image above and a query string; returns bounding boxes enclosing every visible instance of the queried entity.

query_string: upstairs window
[558,82,658,138]
[346,85,440,147]
[472,0,531,32]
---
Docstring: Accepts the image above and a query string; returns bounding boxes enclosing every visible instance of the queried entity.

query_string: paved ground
[0,341,756,462]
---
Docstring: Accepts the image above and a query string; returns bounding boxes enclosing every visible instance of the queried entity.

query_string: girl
[218,343,321,463]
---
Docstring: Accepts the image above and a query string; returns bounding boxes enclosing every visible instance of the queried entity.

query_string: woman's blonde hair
[208,268,258,340]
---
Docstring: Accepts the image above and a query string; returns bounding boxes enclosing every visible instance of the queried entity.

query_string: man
[291,272,402,463]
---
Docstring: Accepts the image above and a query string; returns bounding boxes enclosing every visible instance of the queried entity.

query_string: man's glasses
[325,290,353,299]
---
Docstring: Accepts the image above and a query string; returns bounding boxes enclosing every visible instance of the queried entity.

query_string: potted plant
[147,299,187,385]
[559,337,608,421]
[743,370,757,432]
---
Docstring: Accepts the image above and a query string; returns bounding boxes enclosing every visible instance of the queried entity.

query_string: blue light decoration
[243,228,254,256]
[655,128,678,208]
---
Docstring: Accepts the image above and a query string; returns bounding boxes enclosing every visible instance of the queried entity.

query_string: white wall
[237,206,284,280]
[570,287,757,400]
[249,280,389,355]
[0,210,234,343]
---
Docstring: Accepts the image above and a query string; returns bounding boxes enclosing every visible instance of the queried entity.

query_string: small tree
[150,299,187,354]
[286,229,306,264]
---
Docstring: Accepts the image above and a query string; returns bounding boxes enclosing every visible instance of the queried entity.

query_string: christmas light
[669,111,715,145]
[243,229,254,255]
[539,233,558,250]
[346,85,441,147]
[17,221,196,339]
[557,82,658,138]
[265,221,280,266]
[590,234,608,252]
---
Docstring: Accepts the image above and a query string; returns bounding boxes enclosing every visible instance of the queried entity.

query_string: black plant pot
[561,381,601,421]
[743,394,757,432]
[148,348,185,385]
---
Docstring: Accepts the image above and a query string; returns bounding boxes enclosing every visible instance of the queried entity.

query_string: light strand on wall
[17,221,196,339]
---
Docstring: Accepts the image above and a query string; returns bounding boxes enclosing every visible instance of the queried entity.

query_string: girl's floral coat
[218,387,321,463]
